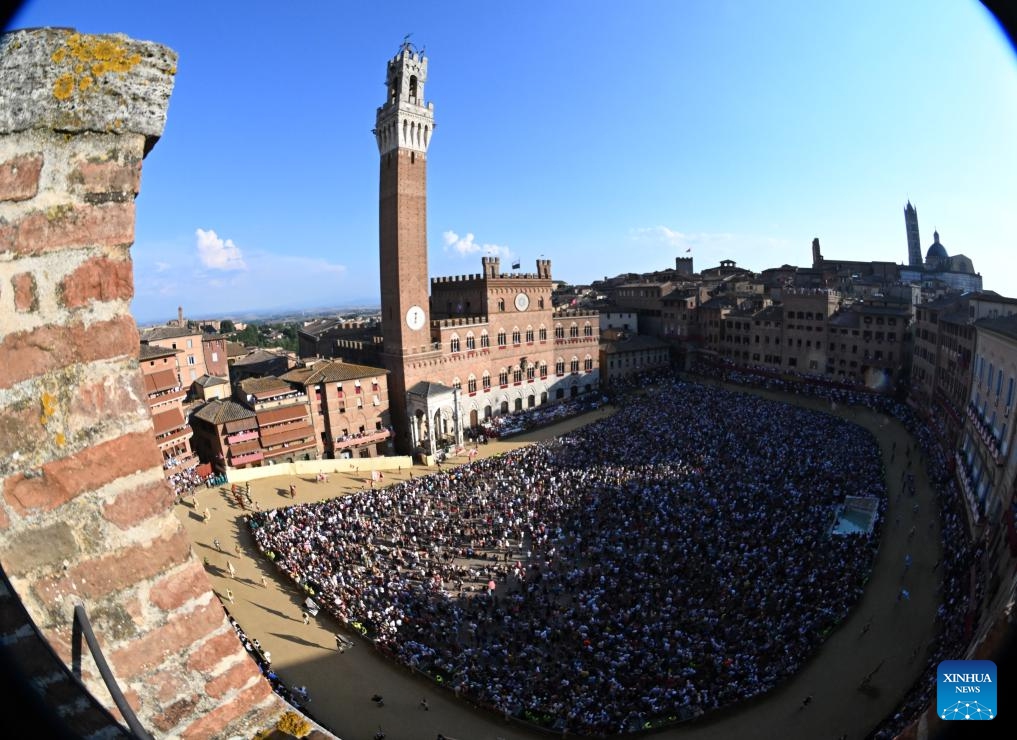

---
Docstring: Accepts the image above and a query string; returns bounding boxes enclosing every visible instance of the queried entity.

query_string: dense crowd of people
[249,377,885,734]
[481,396,605,439]
[687,358,980,739]
[167,464,206,498]
[224,607,313,713]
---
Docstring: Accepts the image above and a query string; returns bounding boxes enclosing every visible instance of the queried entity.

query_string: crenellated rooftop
[434,315,490,329]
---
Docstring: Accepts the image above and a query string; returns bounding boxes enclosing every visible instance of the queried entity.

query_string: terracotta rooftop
[282,361,388,386]
[141,325,199,341]
[233,348,287,366]
[139,343,178,361]
[193,374,230,388]
[191,399,256,425]
[237,376,293,396]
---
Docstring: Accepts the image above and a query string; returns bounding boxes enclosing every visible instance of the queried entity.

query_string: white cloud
[442,230,512,260]
[195,228,247,271]
[154,261,171,273]
[630,226,735,251]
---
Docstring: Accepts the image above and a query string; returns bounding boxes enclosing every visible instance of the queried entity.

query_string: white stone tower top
[375,41,434,155]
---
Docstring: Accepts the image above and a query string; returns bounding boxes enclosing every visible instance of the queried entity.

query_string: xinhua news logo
[937,660,996,720]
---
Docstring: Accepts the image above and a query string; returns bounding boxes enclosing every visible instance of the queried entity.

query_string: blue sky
[8,1,1017,324]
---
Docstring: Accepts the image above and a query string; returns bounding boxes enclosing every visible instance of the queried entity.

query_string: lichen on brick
[40,392,58,425]
[52,72,74,100]
[44,202,72,220]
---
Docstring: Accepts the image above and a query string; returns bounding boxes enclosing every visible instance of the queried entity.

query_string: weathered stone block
[0,153,42,201]
[0,29,177,149]
[59,255,134,308]
[1,521,77,572]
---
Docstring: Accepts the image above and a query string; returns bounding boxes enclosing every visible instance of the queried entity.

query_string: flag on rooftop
[511,260,521,269]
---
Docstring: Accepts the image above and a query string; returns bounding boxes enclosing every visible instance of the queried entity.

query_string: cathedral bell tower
[376,42,434,356]
[905,201,922,268]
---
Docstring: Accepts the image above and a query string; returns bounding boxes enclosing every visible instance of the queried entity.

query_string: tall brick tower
[905,201,922,267]
[375,41,436,452]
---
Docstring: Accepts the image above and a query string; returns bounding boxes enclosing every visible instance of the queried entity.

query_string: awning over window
[152,407,185,436]
[261,423,315,447]
[144,368,178,394]
[257,404,308,426]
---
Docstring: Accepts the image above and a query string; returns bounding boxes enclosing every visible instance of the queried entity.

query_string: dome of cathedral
[925,230,948,264]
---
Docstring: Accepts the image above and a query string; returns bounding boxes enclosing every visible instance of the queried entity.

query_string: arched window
[452,377,461,390]
[555,358,565,375]
[554,324,564,339]
[466,332,476,350]
[526,365,536,381]
[498,368,509,386]
[525,326,534,343]
[497,330,507,347]
[512,328,521,345]
[539,325,547,342]
[480,330,490,348]
[467,374,477,394]
[538,296,545,309]
[584,355,593,371]
[450,334,460,353]
[583,322,593,337]
[513,367,522,383]
[569,323,579,338]
[539,363,548,379]
[498,298,505,312]
[482,371,491,391]
[570,356,580,373]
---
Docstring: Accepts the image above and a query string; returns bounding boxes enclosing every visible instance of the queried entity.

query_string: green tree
[236,324,260,346]
[219,319,235,333]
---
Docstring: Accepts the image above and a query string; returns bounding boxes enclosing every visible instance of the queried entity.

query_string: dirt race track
[177,383,942,740]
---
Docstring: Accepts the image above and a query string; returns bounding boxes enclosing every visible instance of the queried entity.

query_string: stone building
[202,332,229,377]
[911,292,1017,451]
[372,43,599,453]
[190,398,261,470]
[825,301,911,386]
[297,317,379,360]
[230,347,292,384]
[141,325,209,385]
[280,361,392,458]
[959,317,1017,530]
[600,335,671,385]
[236,377,317,464]
[192,373,231,401]
[139,344,197,477]
[661,286,708,340]
[965,317,1017,616]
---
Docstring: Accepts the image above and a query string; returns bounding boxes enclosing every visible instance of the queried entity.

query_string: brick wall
[0,28,286,737]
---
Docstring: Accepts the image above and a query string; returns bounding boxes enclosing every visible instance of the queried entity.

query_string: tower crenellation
[482,256,501,278]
